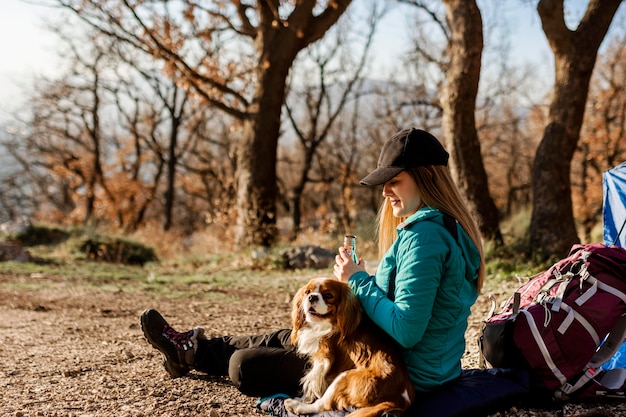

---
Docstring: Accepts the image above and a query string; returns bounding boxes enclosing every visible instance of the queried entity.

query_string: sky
[0,0,62,123]
[0,0,620,125]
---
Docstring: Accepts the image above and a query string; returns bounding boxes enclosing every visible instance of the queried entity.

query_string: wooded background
[1,0,625,259]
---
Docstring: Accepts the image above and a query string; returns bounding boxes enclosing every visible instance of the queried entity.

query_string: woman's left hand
[333,247,365,283]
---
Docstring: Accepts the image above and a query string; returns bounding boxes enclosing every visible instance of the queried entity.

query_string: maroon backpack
[480,243,626,400]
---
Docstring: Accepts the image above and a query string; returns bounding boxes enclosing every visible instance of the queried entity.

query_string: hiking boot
[140,308,206,377]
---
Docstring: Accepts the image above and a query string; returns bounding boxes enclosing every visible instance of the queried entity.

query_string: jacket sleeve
[349,232,449,349]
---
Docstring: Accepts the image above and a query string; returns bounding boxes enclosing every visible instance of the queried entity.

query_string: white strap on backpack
[558,314,626,398]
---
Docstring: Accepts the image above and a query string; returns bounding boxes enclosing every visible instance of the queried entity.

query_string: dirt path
[0,273,623,417]
[0,274,287,417]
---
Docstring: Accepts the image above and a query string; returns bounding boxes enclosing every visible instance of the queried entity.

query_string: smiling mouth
[308,308,331,319]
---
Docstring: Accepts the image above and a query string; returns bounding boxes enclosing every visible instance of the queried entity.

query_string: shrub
[78,235,158,266]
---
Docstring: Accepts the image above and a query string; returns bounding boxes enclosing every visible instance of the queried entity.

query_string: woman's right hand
[333,247,365,283]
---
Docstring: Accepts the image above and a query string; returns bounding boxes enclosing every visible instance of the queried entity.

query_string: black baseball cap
[360,128,449,186]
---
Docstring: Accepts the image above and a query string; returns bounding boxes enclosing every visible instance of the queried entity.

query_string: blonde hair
[376,165,485,292]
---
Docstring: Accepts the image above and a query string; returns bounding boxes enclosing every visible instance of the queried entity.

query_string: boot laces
[162,325,195,351]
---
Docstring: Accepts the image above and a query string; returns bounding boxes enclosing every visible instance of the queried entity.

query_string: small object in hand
[343,235,358,263]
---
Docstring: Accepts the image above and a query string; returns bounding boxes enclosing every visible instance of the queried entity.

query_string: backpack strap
[557,314,626,398]
[442,212,459,242]
[387,213,458,302]
[388,268,397,302]
[589,314,626,369]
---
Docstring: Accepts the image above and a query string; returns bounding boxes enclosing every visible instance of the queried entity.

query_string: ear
[336,283,361,338]
[290,286,307,344]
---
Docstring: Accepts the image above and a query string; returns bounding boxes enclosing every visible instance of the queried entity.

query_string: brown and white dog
[285,277,415,417]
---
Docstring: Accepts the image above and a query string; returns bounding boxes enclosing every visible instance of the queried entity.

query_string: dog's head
[291,278,362,344]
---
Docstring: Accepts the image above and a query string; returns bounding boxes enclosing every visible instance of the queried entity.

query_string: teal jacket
[348,206,480,392]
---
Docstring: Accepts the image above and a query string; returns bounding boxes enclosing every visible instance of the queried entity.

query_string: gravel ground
[1,271,624,417]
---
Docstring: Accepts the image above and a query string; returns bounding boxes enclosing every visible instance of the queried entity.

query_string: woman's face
[382,171,422,218]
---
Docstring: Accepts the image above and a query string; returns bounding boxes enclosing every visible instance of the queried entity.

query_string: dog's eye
[323,292,334,301]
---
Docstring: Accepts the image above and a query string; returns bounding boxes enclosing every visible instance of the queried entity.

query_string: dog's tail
[345,402,404,417]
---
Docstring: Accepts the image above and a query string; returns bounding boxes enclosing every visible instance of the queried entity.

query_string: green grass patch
[0,217,565,302]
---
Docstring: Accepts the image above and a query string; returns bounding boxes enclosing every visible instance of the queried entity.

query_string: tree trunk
[441,0,503,244]
[290,142,317,237]
[234,58,289,247]
[85,68,103,226]
[530,0,622,258]
[163,117,179,231]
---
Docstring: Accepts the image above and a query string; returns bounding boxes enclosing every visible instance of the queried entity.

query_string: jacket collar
[397,206,440,230]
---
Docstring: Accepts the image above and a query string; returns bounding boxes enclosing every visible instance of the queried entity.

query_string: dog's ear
[336,283,361,338]
[290,285,307,344]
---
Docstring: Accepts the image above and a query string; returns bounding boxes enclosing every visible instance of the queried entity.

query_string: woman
[140,127,484,400]
[334,127,484,393]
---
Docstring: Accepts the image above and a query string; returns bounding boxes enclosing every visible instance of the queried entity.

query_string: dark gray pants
[193,328,308,397]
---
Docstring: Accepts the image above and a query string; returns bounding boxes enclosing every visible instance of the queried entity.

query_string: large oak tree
[441,0,503,244]
[531,0,623,257]
[57,0,352,247]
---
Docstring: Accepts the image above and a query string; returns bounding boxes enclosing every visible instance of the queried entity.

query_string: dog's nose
[308,294,318,303]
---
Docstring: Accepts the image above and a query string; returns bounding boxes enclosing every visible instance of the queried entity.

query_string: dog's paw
[284,398,301,414]
[284,397,320,415]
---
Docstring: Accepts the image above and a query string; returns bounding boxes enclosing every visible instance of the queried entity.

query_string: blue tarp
[603,162,626,247]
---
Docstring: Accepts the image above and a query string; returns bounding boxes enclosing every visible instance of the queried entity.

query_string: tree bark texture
[441,0,503,244]
[530,0,622,258]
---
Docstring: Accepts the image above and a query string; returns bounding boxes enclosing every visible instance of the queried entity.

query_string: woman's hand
[333,247,365,283]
